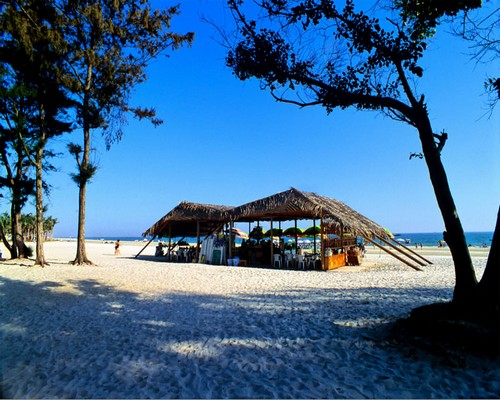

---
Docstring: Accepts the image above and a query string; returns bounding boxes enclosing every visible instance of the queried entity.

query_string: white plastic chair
[296,254,305,270]
[307,255,317,269]
[273,254,282,268]
[285,254,294,268]
[169,251,178,262]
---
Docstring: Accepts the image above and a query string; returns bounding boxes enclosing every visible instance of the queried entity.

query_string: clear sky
[13,0,499,238]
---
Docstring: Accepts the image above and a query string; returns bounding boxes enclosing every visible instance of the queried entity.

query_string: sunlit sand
[0,240,497,398]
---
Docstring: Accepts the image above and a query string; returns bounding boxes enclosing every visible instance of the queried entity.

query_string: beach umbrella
[231,227,248,239]
[283,227,304,236]
[384,228,395,239]
[264,228,283,237]
[304,226,321,236]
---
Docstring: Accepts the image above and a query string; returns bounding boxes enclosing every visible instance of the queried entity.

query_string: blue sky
[12,0,500,238]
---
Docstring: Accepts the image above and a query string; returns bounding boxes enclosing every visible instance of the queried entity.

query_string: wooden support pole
[294,219,298,255]
[341,224,344,250]
[364,236,422,271]
[389,237,433,265]
[168,236,185,256]
[320,216,325,270]
[375,235,428,267]
[135,235,156,258]
[196,221,200,261]
[168,224,172,256]
[313,218,317,254]
[228,222,233,260]
[167,223,172,258]
[270,219,274,267]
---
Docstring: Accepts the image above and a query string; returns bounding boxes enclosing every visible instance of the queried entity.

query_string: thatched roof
[230,188,388,239]
[143,201,233,238]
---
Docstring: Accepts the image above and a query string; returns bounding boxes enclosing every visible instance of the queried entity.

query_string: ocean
[88,231,494,248]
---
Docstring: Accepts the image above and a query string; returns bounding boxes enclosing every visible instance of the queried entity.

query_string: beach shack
[140,189,430,270]
[229,188,395,270]
[139,201,233,262]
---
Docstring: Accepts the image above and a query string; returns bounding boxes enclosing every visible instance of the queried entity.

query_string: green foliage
[397,0,482,29]
[0,211,58,240]
[70,164,98,188]
[226,0,487,118]
[227,0,433,116]
[55,0,194,148]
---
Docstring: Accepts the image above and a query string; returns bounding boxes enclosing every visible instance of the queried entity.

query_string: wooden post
[135,235,156,258]
[313,218,317,254]
[320,216,325,270]
[376,235,428,267]
[294,219,298,255]
[364,236,422,271]
[389,237,433,265]
[196,221,200,261]
[228,222,233,260]
[270,219,274,267]
[340,224,344,251]
[168,224,172,257]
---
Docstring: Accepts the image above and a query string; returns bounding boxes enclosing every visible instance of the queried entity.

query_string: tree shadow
[0,275,498,399]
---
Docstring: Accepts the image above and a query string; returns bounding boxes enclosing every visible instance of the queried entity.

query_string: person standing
[114,240,121,255]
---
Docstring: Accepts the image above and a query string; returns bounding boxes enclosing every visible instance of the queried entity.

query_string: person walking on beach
[114,240,121,255]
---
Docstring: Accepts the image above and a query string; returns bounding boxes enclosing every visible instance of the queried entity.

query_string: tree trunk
[72,124,93,265]
[415,108,477,305]
[34,142,48,267]
[11,207,28,259]
[0,219,12,257]
[476,207,499,311]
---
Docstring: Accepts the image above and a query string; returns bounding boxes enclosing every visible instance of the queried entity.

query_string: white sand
[0,241,498,398]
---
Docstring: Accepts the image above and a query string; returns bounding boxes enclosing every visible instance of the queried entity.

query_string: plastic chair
[296,254,305,270]
[285,254,294,268]
[273,254,282,268]
[307,255,317,269]
[169,251,178,262]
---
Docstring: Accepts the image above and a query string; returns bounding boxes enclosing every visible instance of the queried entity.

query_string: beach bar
[139,201,233,261]
[230,188,391,270]
[141,188,429,270]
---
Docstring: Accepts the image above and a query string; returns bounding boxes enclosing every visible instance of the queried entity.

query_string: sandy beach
[0,240,498,398]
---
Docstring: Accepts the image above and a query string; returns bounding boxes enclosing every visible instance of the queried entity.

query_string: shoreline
[11,237,492,256]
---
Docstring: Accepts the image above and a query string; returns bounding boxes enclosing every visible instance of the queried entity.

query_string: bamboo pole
[270,219,274,267]
[375,235,428,266]
[135,235,156,258]
[320,216,325,270]
[294,219,298,256]
[196,221,200,261]
[340,224,344,251]
[364,236,422,271]
[389,237,433,264]
[168,224,172,257]
[168,237,185,260]
[313,218,317,254]
[228,222,233,260]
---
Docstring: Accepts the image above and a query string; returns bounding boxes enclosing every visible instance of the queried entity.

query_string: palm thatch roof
[143,201,234,238]
[230,188,388,239]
